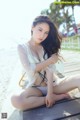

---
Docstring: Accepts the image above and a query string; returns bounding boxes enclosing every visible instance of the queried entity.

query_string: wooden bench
[23,98,80,120]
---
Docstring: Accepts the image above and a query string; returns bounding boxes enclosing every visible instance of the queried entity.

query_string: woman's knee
[11,95,25,110]
[11,88,43,110]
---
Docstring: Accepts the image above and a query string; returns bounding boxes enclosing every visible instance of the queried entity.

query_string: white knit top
[18,42,64,88]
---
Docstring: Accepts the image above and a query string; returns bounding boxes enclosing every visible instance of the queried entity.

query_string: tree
[59,0,79,22]
[63,8,73,33]
[55,0,80,32]
[41,9,50,16]
[41,3,65,29]
[41,2,73,33]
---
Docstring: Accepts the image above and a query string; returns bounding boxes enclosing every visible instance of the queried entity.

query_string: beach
[0,48,14,109]
[0,47,22,112]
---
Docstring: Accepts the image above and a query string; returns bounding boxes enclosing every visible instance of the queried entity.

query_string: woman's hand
[45,93,55,107]
[45,93,70,108]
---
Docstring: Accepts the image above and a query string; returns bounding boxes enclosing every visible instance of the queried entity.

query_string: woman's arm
[17,45,35,72]
[18,44,59,73]
[45,68,55,107]
[46,68,54,94]
[35,54,59,72]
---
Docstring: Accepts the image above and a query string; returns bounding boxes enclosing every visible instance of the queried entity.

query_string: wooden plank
[63,114,80,120]
[65,68,80,73]
[63,61,80,76]
[64,71,80,76]
[23,99,80,120]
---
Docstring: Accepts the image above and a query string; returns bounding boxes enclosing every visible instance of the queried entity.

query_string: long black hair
[32,15,62,59]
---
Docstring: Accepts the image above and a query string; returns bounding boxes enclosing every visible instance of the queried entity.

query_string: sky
[0,0,80,49]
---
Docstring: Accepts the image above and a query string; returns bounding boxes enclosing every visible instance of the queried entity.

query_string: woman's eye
[45,32,49,35]
[39,29,42,31]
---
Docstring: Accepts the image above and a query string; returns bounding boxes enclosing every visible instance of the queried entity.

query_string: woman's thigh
[20,87,43,98]
[53,75,80,94]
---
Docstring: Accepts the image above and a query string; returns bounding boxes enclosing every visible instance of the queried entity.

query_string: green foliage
[48,3,64,28]
[41,2,73,30]
[62,35,80,51]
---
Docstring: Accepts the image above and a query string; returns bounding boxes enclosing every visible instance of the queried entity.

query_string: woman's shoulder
[17,41,29,50]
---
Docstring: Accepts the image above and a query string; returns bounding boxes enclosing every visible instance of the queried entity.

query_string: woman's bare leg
[11,74,80,110]
[11,87,70,110]
[11,87,45,110]
[53,74,80,94]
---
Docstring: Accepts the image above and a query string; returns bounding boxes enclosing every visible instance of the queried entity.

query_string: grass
[61,34,80,51]
[62,48,80,52]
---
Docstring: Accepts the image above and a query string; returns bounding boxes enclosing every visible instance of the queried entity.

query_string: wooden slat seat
[23,98,80,120]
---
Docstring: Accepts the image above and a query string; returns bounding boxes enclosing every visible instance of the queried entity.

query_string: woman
[11,15,80,110]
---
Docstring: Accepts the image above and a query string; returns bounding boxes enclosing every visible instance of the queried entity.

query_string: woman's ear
[31,26,34,35]
[31,26,34,32]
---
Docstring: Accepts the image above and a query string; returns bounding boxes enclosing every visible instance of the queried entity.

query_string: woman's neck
[28,38,43,52]
[29,38,40,47]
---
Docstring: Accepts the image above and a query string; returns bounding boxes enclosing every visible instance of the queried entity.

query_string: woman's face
[32,22,50,44]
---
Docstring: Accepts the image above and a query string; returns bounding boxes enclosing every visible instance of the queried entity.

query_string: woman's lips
[38,38,43,41]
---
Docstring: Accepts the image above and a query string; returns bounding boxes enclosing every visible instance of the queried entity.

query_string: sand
[0,48,22,111]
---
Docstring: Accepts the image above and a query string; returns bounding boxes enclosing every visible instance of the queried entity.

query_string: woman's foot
[74,92,80,98]
[53,93,70,102]
[44,93,71,108]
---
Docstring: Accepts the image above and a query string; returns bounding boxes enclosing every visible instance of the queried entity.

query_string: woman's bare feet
[45,93,71,108]
[52,93,70,102]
